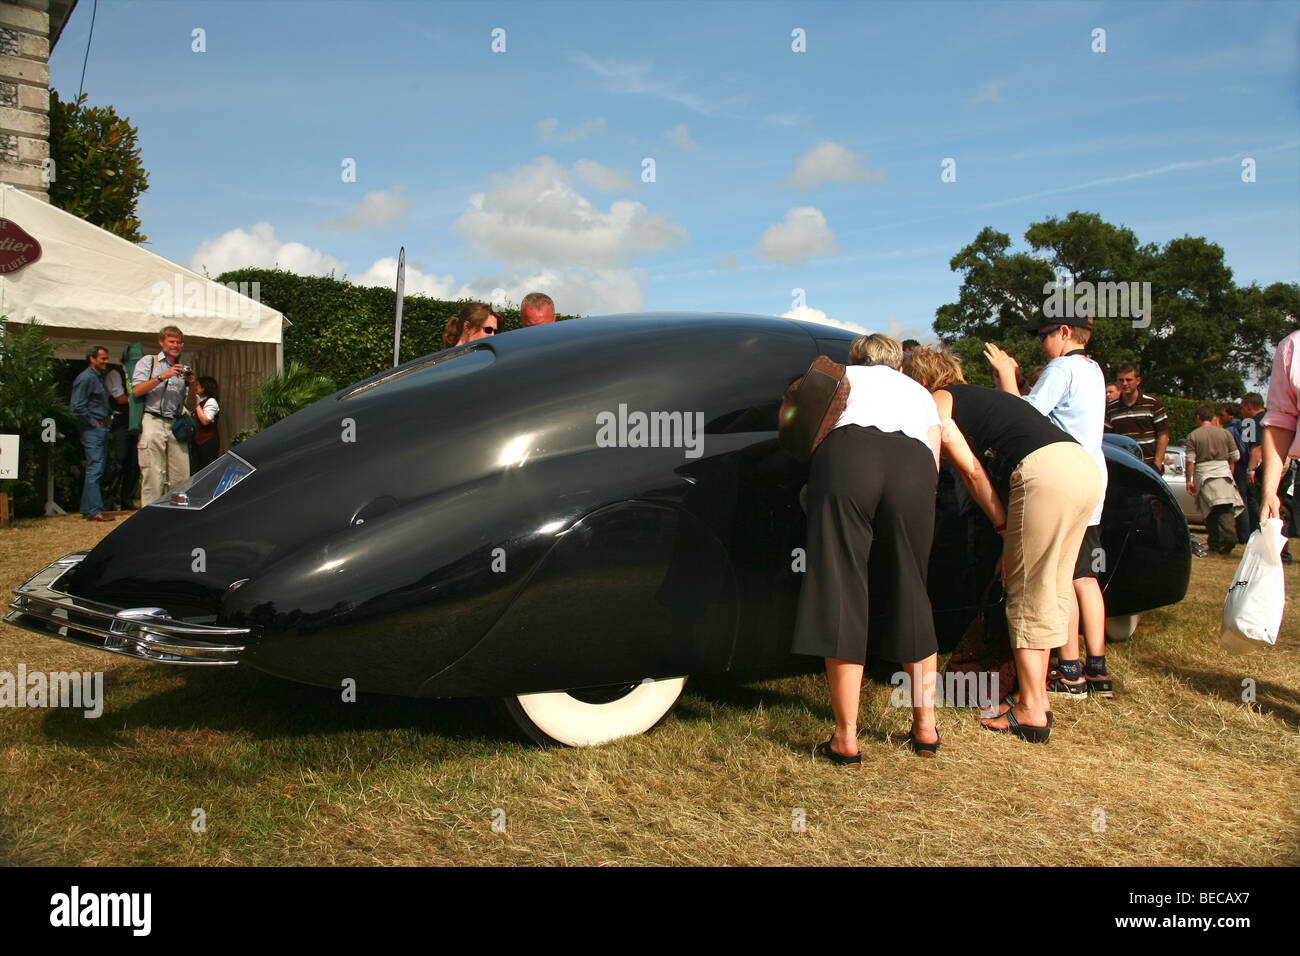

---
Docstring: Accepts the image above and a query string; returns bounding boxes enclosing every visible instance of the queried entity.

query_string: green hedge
[214,268,568,391]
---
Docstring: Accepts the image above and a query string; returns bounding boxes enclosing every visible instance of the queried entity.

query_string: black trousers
[791,425,938,665]
[109,418,140,509]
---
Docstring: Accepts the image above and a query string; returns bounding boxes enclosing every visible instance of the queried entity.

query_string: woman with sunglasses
[443,302,500,349]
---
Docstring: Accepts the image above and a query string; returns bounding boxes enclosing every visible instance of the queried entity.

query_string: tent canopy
[0,185,287,438]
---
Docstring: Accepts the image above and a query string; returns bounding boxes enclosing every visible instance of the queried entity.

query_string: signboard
[0,219,41,275]
[0,434,18,480]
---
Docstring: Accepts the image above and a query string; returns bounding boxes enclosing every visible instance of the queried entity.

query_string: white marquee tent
[0,184,286,446]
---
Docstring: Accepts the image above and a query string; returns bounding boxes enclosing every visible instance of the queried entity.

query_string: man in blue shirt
[69,346,116,522]
[986,310,1112,699]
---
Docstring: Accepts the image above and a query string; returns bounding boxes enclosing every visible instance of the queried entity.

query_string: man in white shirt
[985,310,1113,699]
[131,325,197,504]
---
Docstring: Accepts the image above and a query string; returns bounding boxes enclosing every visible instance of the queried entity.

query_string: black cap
[1024,308,1093,334]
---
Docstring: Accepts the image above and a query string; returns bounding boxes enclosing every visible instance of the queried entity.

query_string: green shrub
[252,361,336,431]
[0,320,81,516]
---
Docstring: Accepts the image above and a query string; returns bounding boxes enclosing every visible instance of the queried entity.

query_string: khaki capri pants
[1003,442,1103,650]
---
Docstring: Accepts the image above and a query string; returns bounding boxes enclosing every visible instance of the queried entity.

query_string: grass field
[1,513,1297,866]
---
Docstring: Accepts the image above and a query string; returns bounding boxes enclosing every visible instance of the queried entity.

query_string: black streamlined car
[7,314,1190,745]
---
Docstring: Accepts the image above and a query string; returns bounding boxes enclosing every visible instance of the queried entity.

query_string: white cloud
[715,253,740,272]
[347,259,645,316]
[349,257,467,299]
[452,156,688,268]
[319,186,413,231]
[780,306,869,335]
[537,117,606,143]
[573,159,637,193]
[570,52,740,115]
[967,80,1006,105]
[187,222,344,276]
[763,113,806,128]
[753,206,838,265]
[461,268,646,315]
[785,141,884,190]
[665,123,698,151]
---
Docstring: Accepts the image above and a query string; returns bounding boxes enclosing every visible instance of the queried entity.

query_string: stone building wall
[0,1,77,202]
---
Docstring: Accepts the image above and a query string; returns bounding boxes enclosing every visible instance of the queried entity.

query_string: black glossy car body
[8,314,1190,702]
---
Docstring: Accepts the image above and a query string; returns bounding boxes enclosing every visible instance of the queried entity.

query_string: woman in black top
[903,348,1102,744]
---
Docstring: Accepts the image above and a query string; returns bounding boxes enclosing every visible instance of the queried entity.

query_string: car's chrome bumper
[5,552,249,665]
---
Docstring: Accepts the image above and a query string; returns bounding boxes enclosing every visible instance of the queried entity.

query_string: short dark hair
[1195,403,1216,423]
[86,346,107,361]
[901,338,920,351]
[1243,392,1264,410]
[1218,402,1240,419]
[1116,361,1141,378]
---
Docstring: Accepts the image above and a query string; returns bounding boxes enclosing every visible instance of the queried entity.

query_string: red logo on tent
[0,219,41,275]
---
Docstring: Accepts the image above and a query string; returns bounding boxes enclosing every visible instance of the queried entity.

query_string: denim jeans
[79,423,110,516]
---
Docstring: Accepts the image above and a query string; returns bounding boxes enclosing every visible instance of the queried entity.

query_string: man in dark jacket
[70,346,116,522]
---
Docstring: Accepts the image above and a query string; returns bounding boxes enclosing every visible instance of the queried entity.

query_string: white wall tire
[501,677,687,747]
[1105,613,1139,642]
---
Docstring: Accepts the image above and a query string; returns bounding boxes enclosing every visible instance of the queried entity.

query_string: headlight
[150,452,255,510]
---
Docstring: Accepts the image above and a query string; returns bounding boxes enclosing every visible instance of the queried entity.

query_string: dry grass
[1,514,1297,866]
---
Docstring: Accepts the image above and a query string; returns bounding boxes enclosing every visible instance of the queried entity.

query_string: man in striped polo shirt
[1106,362,1169,469]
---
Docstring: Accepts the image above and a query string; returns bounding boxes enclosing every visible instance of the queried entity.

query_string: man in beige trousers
[131,325,196,504]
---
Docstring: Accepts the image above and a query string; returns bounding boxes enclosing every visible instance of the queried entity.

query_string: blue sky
[50,0,1300,338]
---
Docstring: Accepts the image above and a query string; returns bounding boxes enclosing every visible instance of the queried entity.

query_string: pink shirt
[1262,329,1300,459]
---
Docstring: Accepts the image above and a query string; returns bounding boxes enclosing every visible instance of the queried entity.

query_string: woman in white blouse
[791,334,944,762]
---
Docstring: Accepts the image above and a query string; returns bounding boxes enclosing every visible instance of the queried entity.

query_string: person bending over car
[903,347,1101,744]
[792,334,944,763]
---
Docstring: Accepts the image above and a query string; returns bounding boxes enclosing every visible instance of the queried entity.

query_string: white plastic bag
[1220,518,1287,654]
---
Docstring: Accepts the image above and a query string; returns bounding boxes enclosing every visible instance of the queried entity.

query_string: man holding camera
[131,325,196,504]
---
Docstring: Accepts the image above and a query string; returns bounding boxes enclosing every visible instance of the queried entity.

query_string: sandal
[815,736,861,765]
[984,706,1051,744]
[1085,673,1115,699]
[905,730,940,757]
[993,693,1052,726]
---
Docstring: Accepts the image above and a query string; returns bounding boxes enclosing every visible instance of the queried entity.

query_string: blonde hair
[902,345,966,390]
[848,333,904,370]
[1069,326,1091,346]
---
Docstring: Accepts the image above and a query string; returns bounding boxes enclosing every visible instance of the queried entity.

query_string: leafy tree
[48,91,149,243]
[935,212,1300,398]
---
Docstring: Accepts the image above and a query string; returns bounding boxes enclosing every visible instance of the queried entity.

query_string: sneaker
[1085,672,1115,699]
[1046,668,1089,698]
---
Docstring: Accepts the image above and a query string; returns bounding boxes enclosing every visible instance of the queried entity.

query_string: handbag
[171,408,197,443]
[779,356,851,463]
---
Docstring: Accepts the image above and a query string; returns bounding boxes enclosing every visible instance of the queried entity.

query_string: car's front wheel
[1105,613,1139,642]
[499,676,688,747]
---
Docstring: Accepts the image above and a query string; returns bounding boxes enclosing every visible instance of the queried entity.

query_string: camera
[178,365,192,376]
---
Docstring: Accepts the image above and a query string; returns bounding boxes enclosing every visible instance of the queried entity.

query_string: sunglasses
[1036,326,1066,340]
[481,326,496,335]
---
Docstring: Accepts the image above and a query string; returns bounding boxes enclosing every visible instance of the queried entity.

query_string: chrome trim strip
[5,552,250,666]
